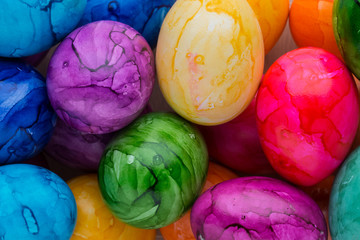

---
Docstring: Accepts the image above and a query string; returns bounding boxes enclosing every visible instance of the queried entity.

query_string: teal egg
[333,0,360,79]
[329,147,360,239]
[98,112,208,229]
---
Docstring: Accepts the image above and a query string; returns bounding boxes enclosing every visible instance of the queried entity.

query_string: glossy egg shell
[47,20,155,134]
[190,176,327,240]
[0,164,77,240]
[156,0,264,125]
[68,174,156,240]
[0,60,57,164]
[98,113,208,229]
[0,0,86,57]
[256,47,359,186]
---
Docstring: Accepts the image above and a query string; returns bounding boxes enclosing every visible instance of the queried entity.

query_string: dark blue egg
[77,0,176,48]
[0,59,57,164]
[0,164,77,240]
[0,0,86,57]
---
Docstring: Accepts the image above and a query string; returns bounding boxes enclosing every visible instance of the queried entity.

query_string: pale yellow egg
[156,0,264,125]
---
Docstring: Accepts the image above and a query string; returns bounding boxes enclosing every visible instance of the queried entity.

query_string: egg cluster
[0,0,359,239]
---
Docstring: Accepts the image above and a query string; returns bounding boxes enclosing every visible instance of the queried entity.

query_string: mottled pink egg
[198,98,274,175]
[256,47,359,186]
[190,177,327,240]
[47,20,155,134]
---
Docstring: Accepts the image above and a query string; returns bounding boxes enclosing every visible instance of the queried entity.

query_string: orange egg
[68,175,156,240]
[160,162,238,240]
[289,0,342,59]
[247,0,289,54]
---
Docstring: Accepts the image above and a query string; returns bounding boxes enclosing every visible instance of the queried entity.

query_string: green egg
[98,112,208,229]
[333,0,360,79]
[329,147,360,239]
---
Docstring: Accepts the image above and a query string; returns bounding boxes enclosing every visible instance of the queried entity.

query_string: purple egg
[191,177,327,240]
[47,20,155,134]
[44,105,152,171]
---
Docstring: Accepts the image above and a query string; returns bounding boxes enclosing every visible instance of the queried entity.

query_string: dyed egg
[98,113,208,229]
[0,164,77,240]
[44,119,114,171]
[156,0,264,125]
[68,174,156,240]
[198,97,274,175]
[302,175,335,240]
[290,0,342,59]
[329,147,360,239]
[0,60,57,164]
[333,0,360,79]
[160,162,237,240]
[191,177,327,240]
[247,0,289,54]
[47,21,155,134]
[256,47,359,186]
[0,0,86,57]
[78,0,176,48]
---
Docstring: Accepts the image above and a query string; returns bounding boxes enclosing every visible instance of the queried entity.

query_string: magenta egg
[256,47,359,186]
[190,177,327,240]
[198,97,274,175]
[47,20,155,134]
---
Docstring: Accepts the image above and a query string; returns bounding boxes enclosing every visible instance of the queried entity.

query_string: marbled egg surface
[191,177,327,240]
[0,0,86,57]
[329,147,360,240]
[78,0,176,48]
[333,0,360,79]
[0,164,77,240]
[98,113,208,229]
[68,174,156,240]
[47,20,155,134]
[156,0,264,125]
[0,60,57,164]
[256,47,359,186]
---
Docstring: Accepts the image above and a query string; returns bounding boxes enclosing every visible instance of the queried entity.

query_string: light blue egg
[78,0,176,48]
[0,164,77,240]
[0,0,86,57]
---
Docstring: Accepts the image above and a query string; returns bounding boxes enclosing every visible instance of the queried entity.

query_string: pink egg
[198,97,274,175]
[256,47,359,186]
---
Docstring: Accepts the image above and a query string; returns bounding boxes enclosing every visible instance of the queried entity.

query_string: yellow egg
[247,0,289,54]
[156,0,264,126]
[68,175,156,240]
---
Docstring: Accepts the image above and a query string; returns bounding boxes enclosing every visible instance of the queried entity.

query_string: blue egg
[0,59,57,164]
[78,0,176,48]
[0,0,86,57]
[0,164,77,240]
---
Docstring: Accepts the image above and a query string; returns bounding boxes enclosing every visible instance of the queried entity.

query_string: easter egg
[198,97,274,175]
[329,147,360,239]
[98,112,208,229]
[190,177,327,240]
[256,47,359,186]
[47,20,155,134]
[333,0,360,79]
[156,0,264,125]
[247,0,289,54]
[0,164,77,240]
[160,162,237,240]
[44,118,114,171]
[78,0,176,48]
[0,60,57,164]
[0,0,86,57]
[290,0,342,59]
[68,174,156,240]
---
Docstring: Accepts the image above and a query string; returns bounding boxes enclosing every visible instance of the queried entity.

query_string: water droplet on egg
[8,147,15,153]
[153,155,164,165]
[189,133,196,139]
[127,155,135,164]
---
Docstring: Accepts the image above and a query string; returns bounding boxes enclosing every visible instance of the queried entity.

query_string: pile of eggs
[0,0,359,239]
